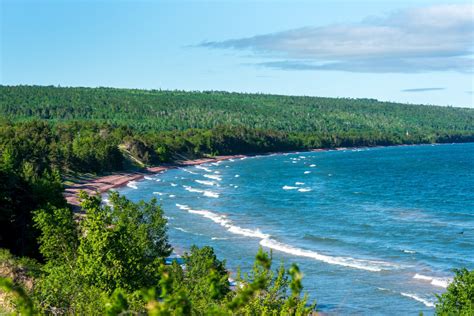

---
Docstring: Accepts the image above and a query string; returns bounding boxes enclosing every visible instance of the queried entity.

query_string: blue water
[116,143,474,315]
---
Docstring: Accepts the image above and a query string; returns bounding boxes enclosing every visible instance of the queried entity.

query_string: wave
[183,185,203,194]
[413,274,451,288]
[400,292,435,308]
[298,188,312,192]
[153,191,165,196]
[144,176,153,180]
[176,203,190,210]
[174,227,190,233]
[295,182,305,185]
[169,195,176,198]
[211,237,229,240]
[170,183,178,187]
[126,181,138,189]
[234,174,240,178]
[196,165,212,173]
[183,185,219,198]
[181,168,197,175]
[203,191,219,198]
[195,179,218,186]
[309,164,316,167]
[204,174,222,181]
[304,171,311,174]
[184,208,269,239]
[402,249,416,254]
[259,238,398,272]
[283,185,298,190]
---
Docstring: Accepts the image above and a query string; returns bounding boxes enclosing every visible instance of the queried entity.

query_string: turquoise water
[116,143,474,315]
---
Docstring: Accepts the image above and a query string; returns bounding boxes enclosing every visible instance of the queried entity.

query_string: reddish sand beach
[64,155,245,208]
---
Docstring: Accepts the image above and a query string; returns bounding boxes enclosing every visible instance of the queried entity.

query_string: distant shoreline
[63,142,453,209]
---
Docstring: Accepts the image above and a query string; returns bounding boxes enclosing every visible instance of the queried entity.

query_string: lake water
[116,143,474,315]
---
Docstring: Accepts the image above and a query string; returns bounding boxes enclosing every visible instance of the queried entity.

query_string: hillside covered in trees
[0,85,473,314]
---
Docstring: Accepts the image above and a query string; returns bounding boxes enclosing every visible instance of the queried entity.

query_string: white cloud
[200,4,474,73]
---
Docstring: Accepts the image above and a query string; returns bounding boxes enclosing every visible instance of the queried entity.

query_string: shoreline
[64,155,246,207]
[63,142,451,208]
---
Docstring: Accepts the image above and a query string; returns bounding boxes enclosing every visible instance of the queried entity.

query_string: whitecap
[283,185,299,190]
[169,195,176,198]
[196,165,212,173]
[183,185,204,194]
[309,164,316,167]
[176,204,190,210]
[298,188,312,192]
[182,168,197,175]
[295,182,305,185]
[126,181,138,189]
[196,179,218,186]
[144,176,153,180]
[204,174,222,181]
[400,292,435,308]
[153,191,165,196]
[234,174,240,178]
[211,237,229,240]
[155,179,162,182]
[203,190,219,198]
[186,208,268,239]
[304,171,311,174]
[402,249,416,254]
[174,227,190,233]
[413,274,451,288]
[259,238,397,272]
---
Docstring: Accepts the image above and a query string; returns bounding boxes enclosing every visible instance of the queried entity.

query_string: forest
[0,85,473,314]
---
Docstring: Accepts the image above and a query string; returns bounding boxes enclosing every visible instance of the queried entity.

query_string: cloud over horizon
[200,4,474,73]
[401,87,445,93]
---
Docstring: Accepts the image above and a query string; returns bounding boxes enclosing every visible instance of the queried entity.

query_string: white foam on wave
[127,181,138,189]
[304,171,311,174]
[170,183,178,187]
[295,182,305,185]
[259,238,397,272]
[183,208,268,239]
[214,171,221,174]
[153,191,165,196]
[400,292,435,308]
[309,164,316,167]
[169,194,176,198]
[183,185,204,194]
[203,191,219,198]
[174,227,190,233]
[234,174,240,178]
[155,179,161,182]
[182,168,197,175]
[211,237,229,240]
[196,179,218,186]
[283,185,299,190]
[298,188,312,192]
[183,185,219,198]
[413,274,451,288]
[403,249,416,254]
[196,165,212,173]
[204,174,222,181]
[144,176,153,180]
[176,203,190,210]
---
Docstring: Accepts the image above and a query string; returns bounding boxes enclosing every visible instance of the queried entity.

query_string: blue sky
[1,0,473,107]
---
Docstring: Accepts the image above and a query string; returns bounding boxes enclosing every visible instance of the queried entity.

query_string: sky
[1,0,473,107]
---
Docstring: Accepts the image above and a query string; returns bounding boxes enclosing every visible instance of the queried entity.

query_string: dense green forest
[0,85,473,314]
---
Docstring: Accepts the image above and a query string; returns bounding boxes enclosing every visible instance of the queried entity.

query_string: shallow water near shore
[116,143,474,315]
